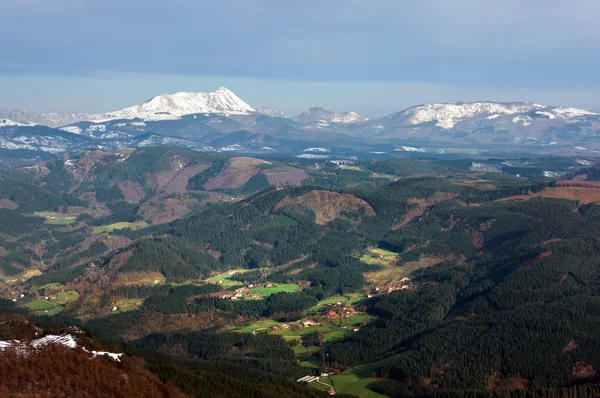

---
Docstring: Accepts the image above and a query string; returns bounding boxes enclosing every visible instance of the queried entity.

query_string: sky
[1,0,600,117]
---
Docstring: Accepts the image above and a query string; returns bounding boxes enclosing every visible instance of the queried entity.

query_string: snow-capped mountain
[0,88,255,127]
[383,101,599,129]
[293,107,367,125]
[257,106,288,118]
[0,109,98,128]
[92,87,255,123]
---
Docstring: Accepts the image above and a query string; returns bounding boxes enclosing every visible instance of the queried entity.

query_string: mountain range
[2,87,600,163]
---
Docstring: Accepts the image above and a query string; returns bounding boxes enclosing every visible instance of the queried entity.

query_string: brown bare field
[562,340,580,354]
[500,187,600,205]
[204,157,270,190]
[264,167,308,186]
[521,251,552,270]
[572,362,597,379]
[0,199,18,210]
[274,190,376,225]
[138,191,225,225]
[491,377,533,391]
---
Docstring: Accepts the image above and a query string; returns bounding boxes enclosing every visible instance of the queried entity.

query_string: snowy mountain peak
[95,87,255,122]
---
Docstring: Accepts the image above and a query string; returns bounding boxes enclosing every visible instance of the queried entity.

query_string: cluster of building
[367,277,412,297]
[229,287,260,300]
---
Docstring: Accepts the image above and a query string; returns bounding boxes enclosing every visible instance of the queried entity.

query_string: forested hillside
[2,149,600,397]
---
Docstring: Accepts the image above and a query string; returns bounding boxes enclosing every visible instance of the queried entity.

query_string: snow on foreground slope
[391,102,599,129]
[92,87,255,122]
[0,334,122,361]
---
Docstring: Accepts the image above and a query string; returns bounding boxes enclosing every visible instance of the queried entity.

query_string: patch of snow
[303,147,330,153]
[219,144,246,152]
[396,146,424,152]
[470,162,501,173]
[369,151,387,154]
[552,107,598,118]
[100,132,133,139]
[88,350,122,361]
[535,111,556,119]
[512,115,532,126]
[0,118,36,127]
[297,154,330,159]
[543,171,567,178]
[59,126,82,134]
[576,159,593,166]
[261,147,275,151]
[575,146,588,151]
[86,124,107,134]
[487,114,501,119]
[331,111,366,124]
[32,334,77,349]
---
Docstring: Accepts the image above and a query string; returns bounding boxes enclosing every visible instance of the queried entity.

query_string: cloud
[0,0,598,90]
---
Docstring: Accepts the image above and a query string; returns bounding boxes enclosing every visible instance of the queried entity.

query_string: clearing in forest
[360,248,442,290]
[92,221,149,235]
[203,157,270,190]
[205,269,251,288]
[34,211,77,225]
[274,190,375,225]
[328,354,409,398]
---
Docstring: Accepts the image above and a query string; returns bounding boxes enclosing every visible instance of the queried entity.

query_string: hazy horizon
[2,1,600,117]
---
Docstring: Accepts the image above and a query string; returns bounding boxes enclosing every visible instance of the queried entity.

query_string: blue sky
[1,0,600,117]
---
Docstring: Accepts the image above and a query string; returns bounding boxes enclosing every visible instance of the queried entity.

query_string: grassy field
[249,283,299,297]
[231,319,279,333]
[24,290,79,314]
[34,211,77,225]
[360,247,430,289]
[92,221,149,235]
[113,298,144,314]
[54,290,79,305]
[293,344,320,367]
[359,248,399,267]
[19,269,42,281]
[205,269,251,288]
[262,313,376,344]
[24,300,55,311]
[330,354,409,398]
[307,293,367,314]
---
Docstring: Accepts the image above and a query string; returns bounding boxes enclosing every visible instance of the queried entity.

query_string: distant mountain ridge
[384,101,598,129]
[2,93,600,161]
[0,87,255,127]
